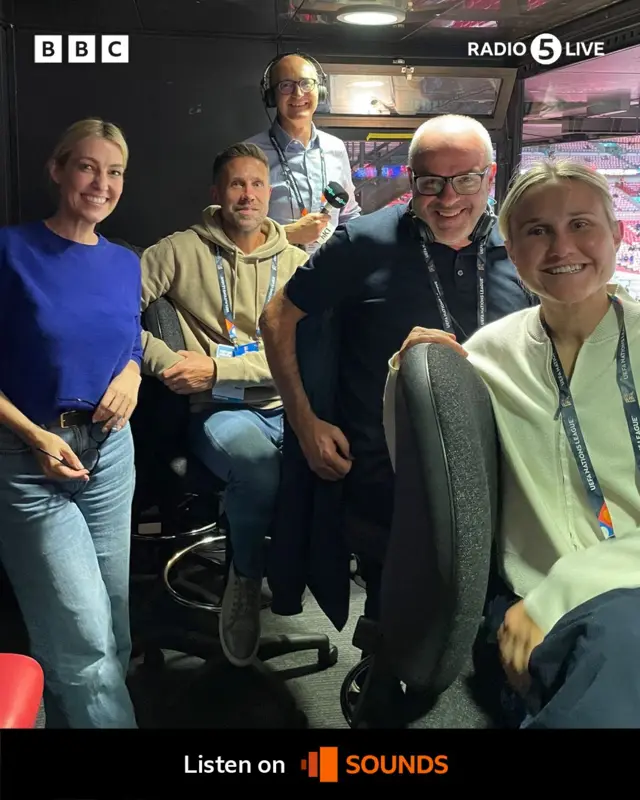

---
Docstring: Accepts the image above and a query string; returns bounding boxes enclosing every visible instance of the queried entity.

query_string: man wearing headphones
[260,114,537,623]
[247,53,360,252]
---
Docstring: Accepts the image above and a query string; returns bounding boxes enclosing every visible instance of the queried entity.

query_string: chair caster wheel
[143,648,165,669]
[318,645,338,669]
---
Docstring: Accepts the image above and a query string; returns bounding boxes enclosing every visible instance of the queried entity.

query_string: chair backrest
[135,298,203,490]
[138,297,190,441]
[143,296,187,352]
[379,342,498,696]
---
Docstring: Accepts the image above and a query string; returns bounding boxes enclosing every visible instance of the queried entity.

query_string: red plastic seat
[0,653,44,728]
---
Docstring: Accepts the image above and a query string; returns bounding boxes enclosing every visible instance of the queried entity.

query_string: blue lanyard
[269,129,327,217]
[545,296,640,539]
[418,229,488,338]
[214,247,278,343]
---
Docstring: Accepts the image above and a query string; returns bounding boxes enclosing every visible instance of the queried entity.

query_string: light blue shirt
[247,120,361,230]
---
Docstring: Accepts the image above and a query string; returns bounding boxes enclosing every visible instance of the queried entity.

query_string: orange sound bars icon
[301,746,339,782]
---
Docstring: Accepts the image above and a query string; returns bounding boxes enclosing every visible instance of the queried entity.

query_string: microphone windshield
[323,181,349,210]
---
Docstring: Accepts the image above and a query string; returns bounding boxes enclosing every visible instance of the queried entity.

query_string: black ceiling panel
[275,0,630,45]
[14,0,143,32]
[15,0,280,37]
[14,0,633,44]
[135,0,279,37]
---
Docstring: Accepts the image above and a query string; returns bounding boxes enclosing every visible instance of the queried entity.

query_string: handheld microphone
[304,182,348,254]
[321,181,349,214]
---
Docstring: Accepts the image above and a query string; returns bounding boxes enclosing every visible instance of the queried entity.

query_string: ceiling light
[337,4,406,25]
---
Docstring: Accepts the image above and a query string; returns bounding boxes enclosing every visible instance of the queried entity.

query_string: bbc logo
[34,35,129,64]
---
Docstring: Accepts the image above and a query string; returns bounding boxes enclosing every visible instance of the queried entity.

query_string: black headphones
[411,203,496,244]
[260,51,329,109]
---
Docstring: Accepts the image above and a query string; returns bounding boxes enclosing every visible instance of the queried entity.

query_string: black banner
[0,728,632,794]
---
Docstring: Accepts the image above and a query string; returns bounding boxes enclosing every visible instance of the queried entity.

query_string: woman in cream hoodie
[385,159,640,728]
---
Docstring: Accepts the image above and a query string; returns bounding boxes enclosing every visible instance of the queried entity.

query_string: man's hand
[498,600,544,695]
[162,350,216,395]
[285,213,331,246]
[298,416,353,481]
[398,327,468,361]
[94,361,141,432]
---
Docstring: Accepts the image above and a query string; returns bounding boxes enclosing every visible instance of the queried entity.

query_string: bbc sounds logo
[301,746,448,782]
[301,747,339,783]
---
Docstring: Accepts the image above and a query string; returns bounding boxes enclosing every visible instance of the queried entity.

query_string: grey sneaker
[219,562,262,667]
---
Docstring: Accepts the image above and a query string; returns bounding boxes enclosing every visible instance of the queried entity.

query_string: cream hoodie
[384,287,640,635]
[140,205,308,409]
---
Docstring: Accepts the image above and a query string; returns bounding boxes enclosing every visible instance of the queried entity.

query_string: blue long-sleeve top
[0,221,143,425]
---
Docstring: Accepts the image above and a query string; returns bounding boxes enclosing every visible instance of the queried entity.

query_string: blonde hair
[498,158,617,240]
[49,118,129,171]
[409,114,494,165]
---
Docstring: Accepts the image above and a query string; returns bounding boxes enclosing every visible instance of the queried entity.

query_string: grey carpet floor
[127,581,495,729]
[1,575,496,729]
[127,582,367,728]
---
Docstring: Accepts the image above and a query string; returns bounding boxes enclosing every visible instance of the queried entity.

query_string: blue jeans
[189,405,283,580]
[0,422,137,728]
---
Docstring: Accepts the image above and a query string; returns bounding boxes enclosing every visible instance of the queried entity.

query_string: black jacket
[267,309,352,629]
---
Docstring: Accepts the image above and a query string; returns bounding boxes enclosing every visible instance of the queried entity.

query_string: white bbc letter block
[68,35,96,63]
[101,35,129,63]
[34,35,62,63]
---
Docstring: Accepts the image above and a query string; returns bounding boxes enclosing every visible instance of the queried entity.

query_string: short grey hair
[408,114,494,166]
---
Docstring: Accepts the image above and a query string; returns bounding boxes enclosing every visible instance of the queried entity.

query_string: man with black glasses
[260,114,536,621]
[247,52,360,253]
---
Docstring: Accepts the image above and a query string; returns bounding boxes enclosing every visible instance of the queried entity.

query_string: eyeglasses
[78,421,110,473]
[275,78,317,95]
[61,399,111,473]
[412,166,491,196]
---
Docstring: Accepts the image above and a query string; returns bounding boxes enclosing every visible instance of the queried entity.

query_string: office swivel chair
[341,343,498,728]
[130,297,338,676]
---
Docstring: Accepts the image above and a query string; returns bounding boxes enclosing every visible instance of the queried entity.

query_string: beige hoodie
[140,204,308,410]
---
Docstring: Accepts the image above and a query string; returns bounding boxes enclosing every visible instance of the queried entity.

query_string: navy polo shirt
[285,202,534,518]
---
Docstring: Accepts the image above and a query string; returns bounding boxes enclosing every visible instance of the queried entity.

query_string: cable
[278,0,308,38]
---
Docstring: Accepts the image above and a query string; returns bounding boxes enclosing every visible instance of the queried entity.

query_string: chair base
[130,515,339,725]
[257,634,338,667]
[133,630,337,728]
[135,632,338,671]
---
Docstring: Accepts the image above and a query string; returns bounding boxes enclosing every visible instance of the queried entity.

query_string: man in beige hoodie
[139,142,308,667]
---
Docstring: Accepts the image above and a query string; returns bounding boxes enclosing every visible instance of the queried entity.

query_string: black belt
[45,410,94,429]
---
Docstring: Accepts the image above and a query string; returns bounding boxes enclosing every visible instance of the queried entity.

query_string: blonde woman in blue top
[0,119,141,728]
